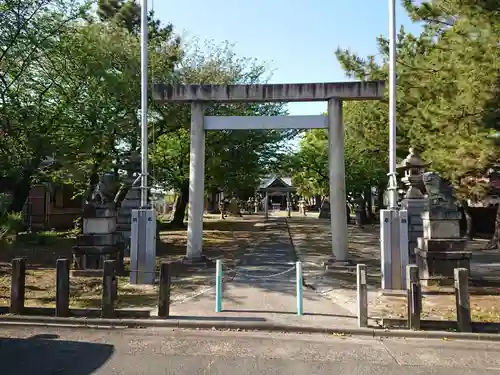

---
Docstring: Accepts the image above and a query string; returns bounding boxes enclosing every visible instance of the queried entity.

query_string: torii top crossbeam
[153,81,385,103]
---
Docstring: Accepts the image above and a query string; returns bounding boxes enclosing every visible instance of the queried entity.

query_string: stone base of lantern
[415,247,471,286]
[72,202,124,277]
[72,244,125,276]
[180,253,214,268]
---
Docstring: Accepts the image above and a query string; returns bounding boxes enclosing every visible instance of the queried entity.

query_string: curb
[0,315,500,342]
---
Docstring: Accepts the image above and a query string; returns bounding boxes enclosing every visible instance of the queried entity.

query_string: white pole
[140,0,149,208]
[387,0,398,209]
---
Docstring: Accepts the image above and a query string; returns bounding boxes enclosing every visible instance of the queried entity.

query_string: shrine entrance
[257,176,296,218]
[153,81,385,264]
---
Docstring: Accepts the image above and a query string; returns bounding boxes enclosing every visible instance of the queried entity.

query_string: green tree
[287,126,386,206]
[334,0,500,242]
[150,41,293,227]
[0,0,182,213]
[0,0,90,211]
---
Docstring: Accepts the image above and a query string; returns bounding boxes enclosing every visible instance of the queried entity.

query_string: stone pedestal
[401,198,428,261]
[73,204,124,275]
[415,207,471,286]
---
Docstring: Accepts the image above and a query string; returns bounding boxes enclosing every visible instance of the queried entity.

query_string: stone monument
[318,199,330,219]
[319,198,350,223]
[227,197,242,217]
[415,171,471,286]
[73,172,124,275]
[354,195,366,228]
[398,148,430,261]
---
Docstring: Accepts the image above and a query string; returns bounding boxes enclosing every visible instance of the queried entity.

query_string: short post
[454,268,472,332]
[10,258,26,314]
[101,260,117,318]
[406,264,421,330]
[296,261,303,316]
[215,259,223,313]
[158,262,171,318]
[55,258,70,317]
[356,264,368,327]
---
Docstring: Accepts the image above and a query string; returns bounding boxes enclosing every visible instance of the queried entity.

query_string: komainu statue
[421,171,456,207]
[90,172,120,205]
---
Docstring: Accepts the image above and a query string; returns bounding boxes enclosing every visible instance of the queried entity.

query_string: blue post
[215,259,223,312]
[296,261,303,316]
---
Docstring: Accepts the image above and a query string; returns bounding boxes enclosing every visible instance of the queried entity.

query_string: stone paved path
[169,218,358,328]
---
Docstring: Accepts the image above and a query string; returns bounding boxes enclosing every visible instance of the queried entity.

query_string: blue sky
[153,0,422,115]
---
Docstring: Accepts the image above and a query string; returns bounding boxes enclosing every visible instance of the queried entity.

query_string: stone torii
[153,81,385,265]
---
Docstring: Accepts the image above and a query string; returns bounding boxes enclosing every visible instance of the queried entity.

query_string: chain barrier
[122,267,219,306]
[222,263,297,280]
[170,285,216,306]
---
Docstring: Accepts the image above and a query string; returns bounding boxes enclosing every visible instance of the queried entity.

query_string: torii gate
[153,81,385,265]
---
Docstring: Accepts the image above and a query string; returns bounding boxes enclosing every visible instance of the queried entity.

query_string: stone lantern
[398,148,431,261]
[397,148,430,199]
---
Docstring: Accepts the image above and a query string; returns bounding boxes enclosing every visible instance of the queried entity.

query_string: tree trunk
[207,190,217,213]
[7,175,32,213]
[314,194,322,211]
[7,161,40,213]
[460,200,474,240]
[487,204,500,249]
[170,185,189,228]
[114,185,130,207]
[83,165,101,204]
[377,184,386,211]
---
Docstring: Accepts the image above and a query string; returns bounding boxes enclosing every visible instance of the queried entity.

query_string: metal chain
[223,263,296,279]
[170,284,216,306]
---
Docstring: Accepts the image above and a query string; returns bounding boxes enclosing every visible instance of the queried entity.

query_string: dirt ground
[2,213,499,323]
[286,216,500,323]
[369,291,500,322]
[287,216,381,274]
[0,216,260,309]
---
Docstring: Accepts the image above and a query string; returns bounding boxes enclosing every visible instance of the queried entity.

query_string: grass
[0,217,261,309]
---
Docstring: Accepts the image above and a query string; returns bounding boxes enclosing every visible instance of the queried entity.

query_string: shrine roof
[258,176,296,192]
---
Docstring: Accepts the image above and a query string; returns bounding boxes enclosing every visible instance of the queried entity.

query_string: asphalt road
[1,325,500,374]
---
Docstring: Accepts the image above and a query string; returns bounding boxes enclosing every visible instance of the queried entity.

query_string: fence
[355,263,497,332]
[1,257,494,334]
[2,258,174,319]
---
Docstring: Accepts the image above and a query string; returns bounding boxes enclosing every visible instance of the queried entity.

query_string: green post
[215,259,223,312]
[296,261,303,316]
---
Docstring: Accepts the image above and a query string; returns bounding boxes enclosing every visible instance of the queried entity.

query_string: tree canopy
[0,0,294,227]
[284,0,499,242]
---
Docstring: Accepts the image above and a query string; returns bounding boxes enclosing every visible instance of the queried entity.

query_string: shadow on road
[0,334,114,375]
[173,315,266,322]
[223,309,354,319]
